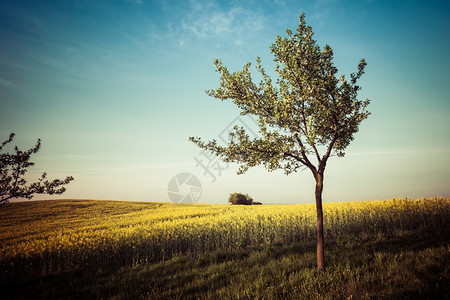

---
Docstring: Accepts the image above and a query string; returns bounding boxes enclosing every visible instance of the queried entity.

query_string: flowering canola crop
[1,197,448,277]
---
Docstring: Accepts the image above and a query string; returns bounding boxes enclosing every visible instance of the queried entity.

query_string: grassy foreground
[1,197,449,299]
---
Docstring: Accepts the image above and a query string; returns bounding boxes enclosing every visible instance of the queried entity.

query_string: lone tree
[0,133,74,204]
[189,13,370,271]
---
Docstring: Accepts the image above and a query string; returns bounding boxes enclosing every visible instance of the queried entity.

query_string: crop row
[0,197,448,278]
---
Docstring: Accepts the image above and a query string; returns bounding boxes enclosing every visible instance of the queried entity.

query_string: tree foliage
[190,13,369,176]
[189,13,370,271]
[0,133,74,204]
[228,192,254,205]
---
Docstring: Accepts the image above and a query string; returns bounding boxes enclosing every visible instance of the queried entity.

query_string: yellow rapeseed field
[1,197,449,277]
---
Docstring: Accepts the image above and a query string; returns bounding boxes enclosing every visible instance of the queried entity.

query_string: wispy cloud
[178,1,265,45]
[0,78,16,88]
[125,0,144,4]
[314,0,339,6]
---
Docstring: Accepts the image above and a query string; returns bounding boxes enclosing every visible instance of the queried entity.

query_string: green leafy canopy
[189,13,370,177]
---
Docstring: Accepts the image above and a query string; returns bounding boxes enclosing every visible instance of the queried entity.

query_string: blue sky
[1,0,449,204]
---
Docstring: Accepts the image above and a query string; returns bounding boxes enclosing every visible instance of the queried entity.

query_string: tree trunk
[315,171,325,272]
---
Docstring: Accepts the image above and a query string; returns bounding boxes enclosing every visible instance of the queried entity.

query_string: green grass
[1,199,449,299]
[3,230,448,299]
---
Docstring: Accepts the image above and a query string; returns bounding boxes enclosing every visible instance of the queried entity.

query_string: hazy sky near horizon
[1,0,449,204]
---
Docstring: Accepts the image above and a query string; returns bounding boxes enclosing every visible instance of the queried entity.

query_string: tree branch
[320,132,338,172]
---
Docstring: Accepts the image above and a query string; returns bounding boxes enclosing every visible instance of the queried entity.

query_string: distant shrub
[228,193,254,205]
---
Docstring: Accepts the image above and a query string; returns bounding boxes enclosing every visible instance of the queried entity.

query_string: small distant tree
[190,13,370,271]
[0,133,74,204]
[228,193,253,205]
